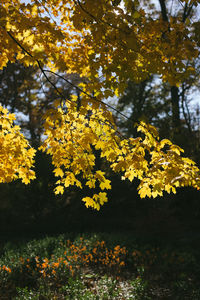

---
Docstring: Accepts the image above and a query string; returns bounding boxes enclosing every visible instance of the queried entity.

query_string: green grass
[0,233,200,299]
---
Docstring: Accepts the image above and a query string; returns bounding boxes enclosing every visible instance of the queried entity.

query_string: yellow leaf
[99,192,108,205]
[82,196,94,208]
[55,185,64,195]
[138,185,152,198]
[22,177,30,185]
[100,179,111,190]
[54,168,64,178]
[170,145,184,155]
[64,177,71,187]
[86,179,96,188]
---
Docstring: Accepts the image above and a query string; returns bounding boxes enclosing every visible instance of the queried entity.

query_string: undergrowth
[0,233,200,299]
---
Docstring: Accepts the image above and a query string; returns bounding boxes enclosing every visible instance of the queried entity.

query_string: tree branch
[6,29,70,104]
[5,27,137,124]
[158,0,169,22]
[42,69,135,121]
[182,3,194,23]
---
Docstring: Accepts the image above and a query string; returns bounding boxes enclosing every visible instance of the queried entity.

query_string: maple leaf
[99,179,111,190]
[55,185,64,195]
[21,177,30,185]
[54,168,64,178]
[138,185,152,198]
[99,192,108,205]
[82,196,95,209]
[86,179,96,189]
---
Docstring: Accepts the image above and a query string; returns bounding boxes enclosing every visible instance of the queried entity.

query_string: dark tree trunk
[171,85,181,143]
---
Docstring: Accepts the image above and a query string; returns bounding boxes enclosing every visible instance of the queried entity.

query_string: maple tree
[0,0,200,210]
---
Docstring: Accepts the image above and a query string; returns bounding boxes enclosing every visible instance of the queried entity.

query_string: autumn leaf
[138,185,152,198]
[54,168,64,178]
[99,179,112,190]
[55,185,64,195]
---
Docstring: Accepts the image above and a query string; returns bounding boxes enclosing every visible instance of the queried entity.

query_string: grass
[0,232,200,299]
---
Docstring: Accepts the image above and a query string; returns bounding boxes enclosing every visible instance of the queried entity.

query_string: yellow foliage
[0,105,36,184]
[39,103,200,208]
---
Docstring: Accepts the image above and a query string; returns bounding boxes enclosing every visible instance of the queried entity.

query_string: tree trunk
[171,85,181,143]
